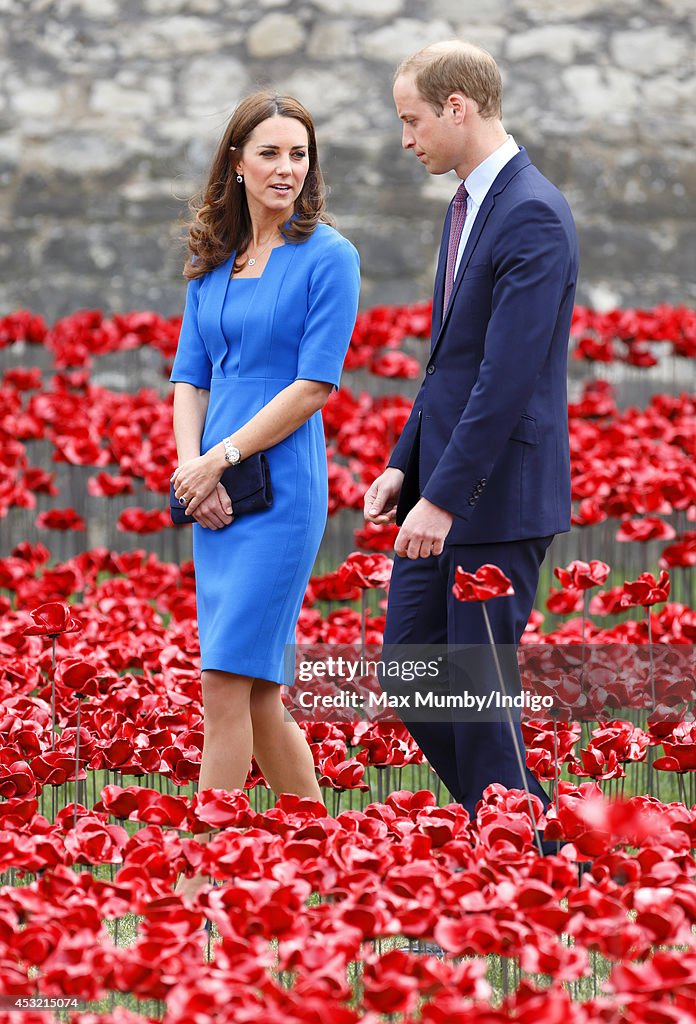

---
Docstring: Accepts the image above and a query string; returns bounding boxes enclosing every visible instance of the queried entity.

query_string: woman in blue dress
[169,91,360,902]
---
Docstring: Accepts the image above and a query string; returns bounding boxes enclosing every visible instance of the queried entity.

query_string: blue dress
[169,224,360,685]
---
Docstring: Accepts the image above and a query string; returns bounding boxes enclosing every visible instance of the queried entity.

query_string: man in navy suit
[364,41,579,830]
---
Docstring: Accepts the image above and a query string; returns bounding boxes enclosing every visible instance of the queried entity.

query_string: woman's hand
[191,482,234,530]
[171,453,231,525]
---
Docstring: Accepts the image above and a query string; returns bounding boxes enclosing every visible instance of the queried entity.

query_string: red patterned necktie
[443,180,469,313]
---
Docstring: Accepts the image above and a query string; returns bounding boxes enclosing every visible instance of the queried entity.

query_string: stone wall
[2,0,694,321]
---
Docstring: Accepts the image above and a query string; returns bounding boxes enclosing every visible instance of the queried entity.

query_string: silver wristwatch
[223,437,241,466]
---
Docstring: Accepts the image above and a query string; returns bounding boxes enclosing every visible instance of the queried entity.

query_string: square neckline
[230,243,285,281]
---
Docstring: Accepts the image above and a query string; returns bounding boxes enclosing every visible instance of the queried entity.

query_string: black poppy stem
[74,695,83,829]
[50,634,57,752]
[552,718,560,812]
[646,608,656,709]
[645,608,660,802]
[579,589,591,751]
[580,587,590,681]
[480,602,544,857]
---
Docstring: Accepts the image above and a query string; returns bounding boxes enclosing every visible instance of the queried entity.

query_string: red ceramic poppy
[35,508,86,531]
[336,552,393,590]
[621,571,671,608]
[22,602,82,637]
[117,508,171,533]
[546,587,584,614]
[660,531,696,568]
[369,351,421,379]
[353,521,400,553]
[452,564,514,602]
[309,570,362,603]
[554,559,610,590]
[0,308,48,345]
[88,473,135,497]
[616,517,677,542]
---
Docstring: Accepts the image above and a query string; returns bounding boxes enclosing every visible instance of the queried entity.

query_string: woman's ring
[179,496,187,505]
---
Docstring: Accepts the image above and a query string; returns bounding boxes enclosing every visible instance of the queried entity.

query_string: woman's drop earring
[236,173,243,183]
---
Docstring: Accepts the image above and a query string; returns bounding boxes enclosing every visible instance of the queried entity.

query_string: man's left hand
[394,498,454,559]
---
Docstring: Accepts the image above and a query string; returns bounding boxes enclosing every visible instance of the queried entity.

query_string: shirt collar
[462,134,519,207]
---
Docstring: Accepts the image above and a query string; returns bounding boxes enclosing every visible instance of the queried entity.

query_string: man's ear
[447,92,468,124]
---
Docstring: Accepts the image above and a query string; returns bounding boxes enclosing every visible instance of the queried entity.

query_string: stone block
[421,0,508,22]
[247,13,306,57]
[513,0,635,20]
[348,217,433,276]
[0,132,20,180]
[13,171,94,219]
[611,27,692,75]
[361,19,455,65]
[561,65,641,123]
[10,86,62,120]
[73,0,120,17]
[145,0,220,12]
[119,17,232,59]
[307,21,358,60]
[180,56,249,120]
[507,26,601,64]
[281,68,362,120]
[0,228,31,278]
[91,81,158,119]
[649,73,696,122]
[458,27,507,58]
[29,133,141,176]
[577,221,679,282]
[122,181,184,224]
[312,0,403,16]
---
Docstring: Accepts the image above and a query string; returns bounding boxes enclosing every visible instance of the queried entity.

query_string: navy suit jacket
[389,148,579,545]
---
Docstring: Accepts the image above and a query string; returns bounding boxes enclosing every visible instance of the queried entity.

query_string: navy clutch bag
[170,452,273,525]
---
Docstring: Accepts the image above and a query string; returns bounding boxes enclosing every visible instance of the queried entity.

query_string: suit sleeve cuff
[421,481,473,522]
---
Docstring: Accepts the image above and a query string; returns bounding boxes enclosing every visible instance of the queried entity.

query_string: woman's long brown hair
[183,91,333,279]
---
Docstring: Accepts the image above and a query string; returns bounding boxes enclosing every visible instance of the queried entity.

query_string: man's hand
[364,467,404,524]
[394,498,453,559]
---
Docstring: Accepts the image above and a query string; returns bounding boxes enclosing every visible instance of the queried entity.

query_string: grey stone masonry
[2,0,694,320]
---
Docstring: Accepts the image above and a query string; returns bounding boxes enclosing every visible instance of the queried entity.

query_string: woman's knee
[249,678,283,724]
[201,670,253,721]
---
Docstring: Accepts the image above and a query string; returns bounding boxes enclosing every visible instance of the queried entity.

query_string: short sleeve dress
[169,224,360,686]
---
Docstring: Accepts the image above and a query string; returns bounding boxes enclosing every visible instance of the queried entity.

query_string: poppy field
[0,301,695,1022]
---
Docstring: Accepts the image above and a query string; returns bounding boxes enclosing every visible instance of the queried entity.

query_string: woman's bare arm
[172,382,233,530]
[172,382,209,463]
[171,378,333,525]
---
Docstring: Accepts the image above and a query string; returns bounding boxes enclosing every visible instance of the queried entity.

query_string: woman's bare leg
[175,669,253,902]
[249,678,323,802]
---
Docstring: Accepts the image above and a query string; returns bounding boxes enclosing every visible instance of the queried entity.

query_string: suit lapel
[430,205,451,346]
[430,149,531,361]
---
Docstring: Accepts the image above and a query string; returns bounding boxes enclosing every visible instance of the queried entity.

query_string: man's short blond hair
[395,41,503,120]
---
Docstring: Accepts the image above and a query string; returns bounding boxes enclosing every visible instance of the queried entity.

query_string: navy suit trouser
[382,536,553,824]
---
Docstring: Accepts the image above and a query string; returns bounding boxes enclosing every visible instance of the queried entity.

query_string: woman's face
[236,115,310,221]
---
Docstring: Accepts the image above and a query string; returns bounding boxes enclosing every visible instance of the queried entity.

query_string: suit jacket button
[468,498,476,506]
[426,365,435,374]
[480,478,487,485]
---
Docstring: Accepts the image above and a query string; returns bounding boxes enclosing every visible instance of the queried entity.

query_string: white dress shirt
[454,134,520,276]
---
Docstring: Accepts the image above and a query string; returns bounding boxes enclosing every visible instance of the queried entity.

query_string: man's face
[393,73,460,175]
